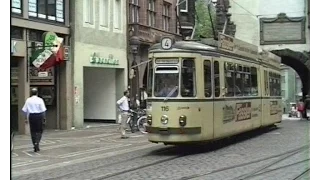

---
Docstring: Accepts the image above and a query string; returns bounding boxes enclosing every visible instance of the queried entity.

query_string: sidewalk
[282,114,308,121]
[12,122,156,177]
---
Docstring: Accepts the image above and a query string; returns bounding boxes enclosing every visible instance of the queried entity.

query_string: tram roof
[149,40,218,53]
[149,34,281,68]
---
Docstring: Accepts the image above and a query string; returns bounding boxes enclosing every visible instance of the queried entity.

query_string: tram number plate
[161,106,169,111]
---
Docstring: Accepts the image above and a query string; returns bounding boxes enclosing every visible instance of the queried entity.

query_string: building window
[99,0,109,27]
[29,29,44,41]
[11,26,24,40]
[203,60,212,97]
[28,0,64,23]
[148,0,156,27]
[12,0,22,14]
[179,0,188,12]
[113,0,122,30]
[129,0,139,23]
[84,0,94,24]
[162,3,170,31]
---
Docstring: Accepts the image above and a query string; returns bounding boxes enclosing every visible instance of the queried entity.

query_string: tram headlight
[161,115,169,125]
[179,115,187,127]
[147,115,152,125]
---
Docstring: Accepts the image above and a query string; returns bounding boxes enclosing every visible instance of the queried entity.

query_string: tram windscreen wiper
[164,86,178,101]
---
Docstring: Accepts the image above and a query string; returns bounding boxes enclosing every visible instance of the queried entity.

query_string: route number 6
[161,37,173,50]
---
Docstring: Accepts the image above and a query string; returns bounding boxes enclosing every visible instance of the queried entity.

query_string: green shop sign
[90,53,119,65]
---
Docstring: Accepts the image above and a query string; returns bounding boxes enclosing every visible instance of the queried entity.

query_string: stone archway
[271,49,309,96]
[272,48,310,117]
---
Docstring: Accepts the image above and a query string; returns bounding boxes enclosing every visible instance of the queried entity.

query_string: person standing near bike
[116,90,130,139]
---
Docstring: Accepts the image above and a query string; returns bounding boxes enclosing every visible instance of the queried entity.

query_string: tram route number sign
[161,106,169,111]
[236,102,252,121]
[161,37,174,50]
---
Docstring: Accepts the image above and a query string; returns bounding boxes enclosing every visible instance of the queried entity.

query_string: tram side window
[235,64,244,96]
[264,70,269,96]
[269,72,281,96]
[203,60,212,97]
[275,74,281,96]
[243,66,251,96]
[181,59,196,97]
[214,61,220,97]
[224,62,235,97]
[250,67,258,96]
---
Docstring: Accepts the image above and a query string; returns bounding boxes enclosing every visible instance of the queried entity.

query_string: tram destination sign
[218,33,258,60]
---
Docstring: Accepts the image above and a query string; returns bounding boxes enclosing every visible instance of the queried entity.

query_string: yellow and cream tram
[145,33,282,145]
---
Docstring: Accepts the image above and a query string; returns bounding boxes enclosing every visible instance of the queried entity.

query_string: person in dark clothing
[22,88,47,152]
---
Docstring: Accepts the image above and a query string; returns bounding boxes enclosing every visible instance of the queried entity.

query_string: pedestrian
[116,90,130,139]
[22,88,47,152]
[297,99,305,120]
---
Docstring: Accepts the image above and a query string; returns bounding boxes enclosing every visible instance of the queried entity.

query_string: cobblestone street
[12,120,309,180]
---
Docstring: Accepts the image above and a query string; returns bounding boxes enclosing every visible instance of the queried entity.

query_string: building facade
[128,0,182,104]
[228,0,310,98]
[70,0,128,127]
[11,0,72,134]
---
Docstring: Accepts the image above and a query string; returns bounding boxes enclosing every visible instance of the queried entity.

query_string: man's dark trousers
[29,113,44,148]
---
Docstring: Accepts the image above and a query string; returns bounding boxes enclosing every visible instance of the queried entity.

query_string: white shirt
[117,96,129,111]
[22,95,47,114]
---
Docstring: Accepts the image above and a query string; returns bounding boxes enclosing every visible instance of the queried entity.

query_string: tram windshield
[154,67,179,97]
[152,58,196,98]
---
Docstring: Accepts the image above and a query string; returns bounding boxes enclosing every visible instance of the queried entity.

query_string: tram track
[292,168,310,180]
[44,145,186,180]
[178,145,309,180]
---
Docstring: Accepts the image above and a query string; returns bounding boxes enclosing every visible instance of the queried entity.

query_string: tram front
[145,40,205,144]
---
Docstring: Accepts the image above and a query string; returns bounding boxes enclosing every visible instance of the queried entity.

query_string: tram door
[261,68,270,126]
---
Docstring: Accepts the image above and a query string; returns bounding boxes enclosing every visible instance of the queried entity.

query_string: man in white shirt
[116,90,130,139]
[22,88,47,152]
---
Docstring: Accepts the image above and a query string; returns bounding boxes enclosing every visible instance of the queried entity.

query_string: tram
[145,33,282,145]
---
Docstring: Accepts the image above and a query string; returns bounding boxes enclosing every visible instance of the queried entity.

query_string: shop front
[73,43,127,128]
[11,31,71,134]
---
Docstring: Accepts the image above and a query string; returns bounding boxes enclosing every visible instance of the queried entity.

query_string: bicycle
[126,109,146,133]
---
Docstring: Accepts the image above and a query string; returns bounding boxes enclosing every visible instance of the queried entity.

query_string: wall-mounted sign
[90,53,119,65]
[11,67,55,86]
[260,13,306,45]
[64,46,70,61]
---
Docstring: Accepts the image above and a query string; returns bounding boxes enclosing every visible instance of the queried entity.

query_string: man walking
[117,90,130,139]
[22,88,47,152]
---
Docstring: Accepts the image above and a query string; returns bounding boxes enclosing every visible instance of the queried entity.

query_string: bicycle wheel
[137,116,148,134]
